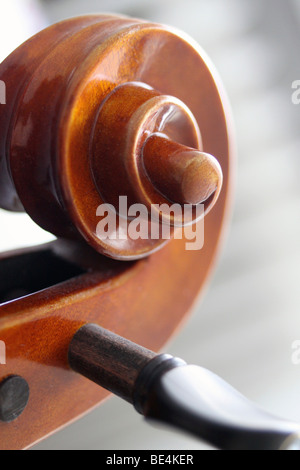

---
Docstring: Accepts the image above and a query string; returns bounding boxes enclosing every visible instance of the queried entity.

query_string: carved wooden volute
[0,14,235,450]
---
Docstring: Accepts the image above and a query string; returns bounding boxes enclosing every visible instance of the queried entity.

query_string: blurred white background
[1,0,300,450]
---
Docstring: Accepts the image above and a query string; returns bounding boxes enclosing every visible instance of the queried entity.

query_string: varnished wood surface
[142,134,222,207]
[26,0,300,451]
[0,14,234,449]
[0,14,228,260]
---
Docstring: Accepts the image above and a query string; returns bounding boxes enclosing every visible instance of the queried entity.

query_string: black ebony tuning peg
[68,324,300,451]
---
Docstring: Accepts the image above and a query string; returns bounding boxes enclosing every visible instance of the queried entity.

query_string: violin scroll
[0,15,224,260]
[0,14,234,450]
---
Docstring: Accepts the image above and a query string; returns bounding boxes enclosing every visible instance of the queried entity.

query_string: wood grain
[0,14,234,449]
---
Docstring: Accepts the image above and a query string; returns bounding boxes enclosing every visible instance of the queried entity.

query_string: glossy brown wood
[0,15,125,212]
[0,14,234,449]
[0,15,225,260]
[142,134,222,206]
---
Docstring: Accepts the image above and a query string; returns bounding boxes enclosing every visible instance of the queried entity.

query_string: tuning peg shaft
[143,133,222,206]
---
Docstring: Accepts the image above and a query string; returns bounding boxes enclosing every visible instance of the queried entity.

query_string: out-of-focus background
[0,0,300,450]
